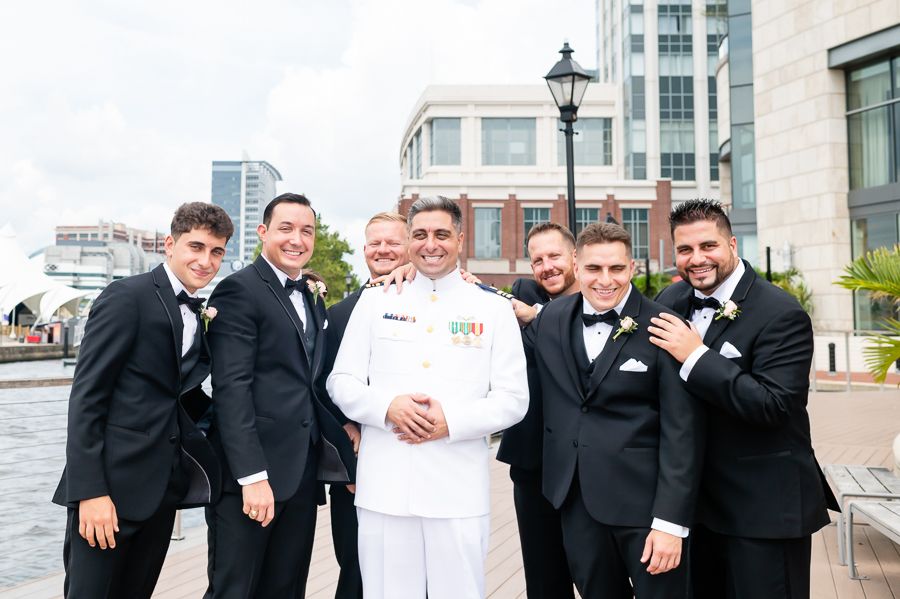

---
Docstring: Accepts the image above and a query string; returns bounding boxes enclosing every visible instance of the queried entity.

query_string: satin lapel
[558,294,585,400]
[252,259,310,365]
[585,285,643,401]
[703,260,756,350]
[152,266,184,375]
[303,284,326,376]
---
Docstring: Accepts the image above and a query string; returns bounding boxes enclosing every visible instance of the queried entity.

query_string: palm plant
[835,245,900,383]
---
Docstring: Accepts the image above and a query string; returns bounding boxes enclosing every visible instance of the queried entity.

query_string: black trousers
[204,445,319,599]
[559,475,690,599]
[329,484,363,599]
[509,466,574,599]
[691,524,812,599]
[63,465,187,599]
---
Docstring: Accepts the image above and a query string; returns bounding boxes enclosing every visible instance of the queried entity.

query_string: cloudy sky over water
[0,0,595,276]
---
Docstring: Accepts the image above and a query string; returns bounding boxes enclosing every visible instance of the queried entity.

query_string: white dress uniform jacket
[327,269,529,519]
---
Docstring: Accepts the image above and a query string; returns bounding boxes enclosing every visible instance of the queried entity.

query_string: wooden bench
[823,464,900,566]
[846,500,900,579]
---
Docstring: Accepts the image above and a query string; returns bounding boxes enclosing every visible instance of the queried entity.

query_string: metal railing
[811,329,897,393]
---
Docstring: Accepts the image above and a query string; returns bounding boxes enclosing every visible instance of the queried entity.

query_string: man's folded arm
[207,277,269,479]
[65,283,138,501]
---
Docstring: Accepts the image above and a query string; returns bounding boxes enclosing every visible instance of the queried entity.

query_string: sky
[0,0,596,278]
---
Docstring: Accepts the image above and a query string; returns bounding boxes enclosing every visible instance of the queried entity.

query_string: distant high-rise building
[211,152,282,278]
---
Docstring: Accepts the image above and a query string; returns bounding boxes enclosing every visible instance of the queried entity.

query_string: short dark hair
[263,193,316,227]
[669,199,732,238]
[576,222,632,259]
[525,222,576,252]
[407,195,462,234]
[171,202,234,242]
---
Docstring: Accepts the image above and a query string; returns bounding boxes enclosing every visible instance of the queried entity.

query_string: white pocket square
[719,341,741,359]
[619,358,648,372]
[323,319,329,329]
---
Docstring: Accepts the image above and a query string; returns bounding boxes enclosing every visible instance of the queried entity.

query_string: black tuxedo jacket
[206,257,355,501]
[497,277,552,471]
[525,286,704,529]
[655,261,839,538]
[53,265,221,521]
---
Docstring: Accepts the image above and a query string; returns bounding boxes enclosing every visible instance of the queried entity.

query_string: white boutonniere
[200,306,217,332]
[307,280,326,304]
[715,300,740,321]
[612,316,638,341]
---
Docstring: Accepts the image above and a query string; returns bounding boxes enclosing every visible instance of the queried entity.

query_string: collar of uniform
[163,262,197,299]
[693,259,745,305]
[419,267,465,294]
[582,283,631,318]
[261,253,302,289]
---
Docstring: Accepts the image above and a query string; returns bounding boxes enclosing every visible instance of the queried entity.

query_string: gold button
[423,361,430,368]
[427,326,434,333]
[393,332,397,336]
[430,295,437,302]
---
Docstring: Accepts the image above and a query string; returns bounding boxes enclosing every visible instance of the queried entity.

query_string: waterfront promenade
[2,378,900,596]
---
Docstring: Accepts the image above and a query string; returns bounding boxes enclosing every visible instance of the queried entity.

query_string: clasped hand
[387,392,448,444]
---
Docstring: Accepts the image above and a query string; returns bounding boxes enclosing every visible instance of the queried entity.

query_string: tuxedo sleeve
[442,300,529,443]
[207,276,269,480]
[64,283,138,502]
[652,346,705,528]
[687,307,812,430]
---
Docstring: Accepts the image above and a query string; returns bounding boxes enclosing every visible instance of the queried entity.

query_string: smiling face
[529,230,578,299]
[165,228,228,293]
[574,241,635,313]
[364,220,409,278]
[258,202,316,279]
[408,210,463,279]
[673,219,739,295]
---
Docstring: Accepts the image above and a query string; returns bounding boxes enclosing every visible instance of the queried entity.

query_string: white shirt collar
[261,253,302,287]
[163,262,196,298]
[582,284,632,316]
[694,259,745,305]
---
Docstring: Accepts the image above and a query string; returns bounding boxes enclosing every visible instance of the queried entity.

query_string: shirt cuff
[533,303,544,313]
[237,471,268,485]
[679,345,709,381]
[651,517,690,538]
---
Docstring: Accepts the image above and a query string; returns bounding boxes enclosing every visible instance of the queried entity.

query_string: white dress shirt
[237,255,308,487]
[679,260,746,381]
[162,263,199,358]
[580,286,687,538]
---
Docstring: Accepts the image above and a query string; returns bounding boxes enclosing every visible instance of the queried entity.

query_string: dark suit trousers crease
[691,524,811,599]
[204,444,319,599]
[509,466,575,599]
[63,464,187,599]
[329,484,363,599]
[560,474,690,599]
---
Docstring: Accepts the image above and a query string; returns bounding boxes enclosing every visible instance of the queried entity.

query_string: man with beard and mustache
[497,222,579,599]
[649,199,838,599]
[320,211,409,599]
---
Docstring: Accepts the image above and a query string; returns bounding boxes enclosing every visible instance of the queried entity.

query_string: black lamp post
[545,42,592,233]
[344,271,353,298]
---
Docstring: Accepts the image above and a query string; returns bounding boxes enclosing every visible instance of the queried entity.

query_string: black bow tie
[176,290,204,313]
[582,310,620,327]
[690,295,721,311]
[284,277,306,294]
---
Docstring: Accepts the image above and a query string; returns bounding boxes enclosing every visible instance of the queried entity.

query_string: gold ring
[248,509,259,519]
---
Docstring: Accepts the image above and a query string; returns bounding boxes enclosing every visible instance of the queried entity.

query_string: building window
[735,233,759,268]
[522,208,550,255]
[661,121,696,181]
[557,118,613,166]
[731,124,756,208]
[414,129,422,179]
[851,215,900,329]
[431,118,461,165]
[710,121,719,182]
[474,208,502,258]
[407,143,414,179]
[622,208,649,260]
[576,208,600,236]
[848,58,898,190]
[57,234,63,239]
[482,118,536,166]
[90,233,98,240]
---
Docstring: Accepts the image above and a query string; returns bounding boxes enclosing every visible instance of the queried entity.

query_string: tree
[253,214,361,307]
[754,267,814,315]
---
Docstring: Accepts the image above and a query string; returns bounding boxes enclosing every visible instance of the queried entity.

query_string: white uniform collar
[694,259,745,304]
[163,262,197,298]
[582,284,632,316]
[261,253,302,287]
[417,266,464,293]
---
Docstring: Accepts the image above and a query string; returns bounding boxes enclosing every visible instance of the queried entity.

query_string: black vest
[180,314,202,386]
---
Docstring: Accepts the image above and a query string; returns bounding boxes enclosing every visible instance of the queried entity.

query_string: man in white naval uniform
[327,195,528,599]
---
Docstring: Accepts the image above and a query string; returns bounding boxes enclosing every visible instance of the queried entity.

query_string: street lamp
[545,42,592,233]
[344,271,353,299]
[603,211,619,225]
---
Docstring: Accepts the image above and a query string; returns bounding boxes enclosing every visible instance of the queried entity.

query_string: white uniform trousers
[357,507,491,599]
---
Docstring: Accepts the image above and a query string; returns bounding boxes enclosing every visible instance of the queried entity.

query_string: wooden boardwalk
[4,390,900,598]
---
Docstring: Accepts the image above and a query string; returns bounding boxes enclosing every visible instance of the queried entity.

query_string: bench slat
[870,468,900,494]
[825,465,865,494]
[848,465,891,494]
[851,502,900,545]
